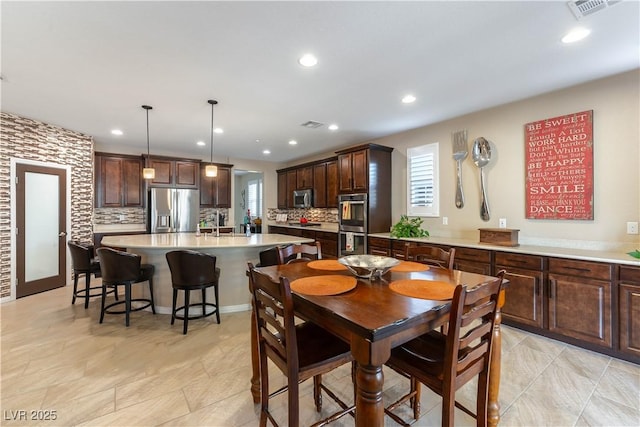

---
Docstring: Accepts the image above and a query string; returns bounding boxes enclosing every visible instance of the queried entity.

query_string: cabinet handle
[561,266,591,273]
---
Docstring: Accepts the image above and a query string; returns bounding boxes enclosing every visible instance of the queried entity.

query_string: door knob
[59,231,67,237]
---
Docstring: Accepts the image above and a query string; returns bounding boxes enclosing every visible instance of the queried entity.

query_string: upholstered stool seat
[166,250,221,334]
[68,240,115,309]
[97,247,156,327]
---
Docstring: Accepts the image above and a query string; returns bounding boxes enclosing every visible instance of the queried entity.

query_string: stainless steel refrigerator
[148,188,199,233]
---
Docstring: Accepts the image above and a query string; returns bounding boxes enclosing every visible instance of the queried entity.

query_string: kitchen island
[100,233,314,313]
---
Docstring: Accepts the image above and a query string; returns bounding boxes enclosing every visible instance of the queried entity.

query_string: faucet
[214,209,220,237]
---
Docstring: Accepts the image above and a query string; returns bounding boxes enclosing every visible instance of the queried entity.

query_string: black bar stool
[96,247,156,327]
[166,250,221,334]
[68,241,115,308]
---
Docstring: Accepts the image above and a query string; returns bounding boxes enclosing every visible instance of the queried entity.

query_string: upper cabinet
[336,144,393,194]
[277,156,339,209]
[144,156,200,189]
[200,163,233,208]
[313,158,338,208]
[277,171,288,209]
[95,152,143,208]
[296,166,313,190]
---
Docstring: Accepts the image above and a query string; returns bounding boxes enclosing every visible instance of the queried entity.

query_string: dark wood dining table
[250,261,506,427]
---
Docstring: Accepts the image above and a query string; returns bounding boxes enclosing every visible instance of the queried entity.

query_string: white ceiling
[2,1,639,164]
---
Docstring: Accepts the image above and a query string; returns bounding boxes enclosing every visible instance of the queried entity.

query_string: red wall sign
[525,110,593,220]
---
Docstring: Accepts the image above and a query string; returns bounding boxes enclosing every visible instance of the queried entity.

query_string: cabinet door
[175,161,199,188]
[499,266,545,328]
[351,149,368,191]
[200,165,216,207]
[215,167,231,208]
[326,160,338,207]
[98,156,123,207]
[149,159,173,186]
[368,237,390,256]
[338,153,353,192]
[548,273,612,348]
[313,163,327,208]
[277,172,288,209]
[316,231,338,258]
[619,266,640,358]
[454,247,492,275]
[122,158,143,207]
[297,166,313,189]
[287,170,297,208]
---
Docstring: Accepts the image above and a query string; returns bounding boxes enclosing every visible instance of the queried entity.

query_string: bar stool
[96,247,156,327]
[166,250,221,334]
[68,241,115,308]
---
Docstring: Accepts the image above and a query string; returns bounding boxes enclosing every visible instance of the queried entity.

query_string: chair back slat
[276,242,322,264]
[404,243,455,270]
[443,270,505,385]
[248,263,299,374]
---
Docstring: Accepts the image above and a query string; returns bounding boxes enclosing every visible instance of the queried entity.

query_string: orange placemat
[307,260,348,271]
[290,275,357,296]
[390,261,430,272]
[389,279,456,300]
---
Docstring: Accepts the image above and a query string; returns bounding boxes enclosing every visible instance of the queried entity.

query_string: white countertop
[267,221,339,233]
[369,233,640,266]
[101,232,314,250]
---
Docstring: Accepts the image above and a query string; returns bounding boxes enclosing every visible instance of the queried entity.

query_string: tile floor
[1,283,639,426]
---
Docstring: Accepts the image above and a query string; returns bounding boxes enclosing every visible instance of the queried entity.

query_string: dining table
[249,260,506,427]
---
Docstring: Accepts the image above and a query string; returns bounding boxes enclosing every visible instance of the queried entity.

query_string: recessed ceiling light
[562,27,591,43]
[263,149,271,155]
[214,127,223,134]
[196,140,206,146]
[111,129,123,136]
[289,140,298,145]
[402,94,416,104]
[328,124,339,131]
[298,53,318,67]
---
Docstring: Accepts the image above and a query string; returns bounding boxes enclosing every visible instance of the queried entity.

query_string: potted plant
[390,215,429,238]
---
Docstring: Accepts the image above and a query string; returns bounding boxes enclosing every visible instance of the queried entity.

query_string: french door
[15,163,67,298]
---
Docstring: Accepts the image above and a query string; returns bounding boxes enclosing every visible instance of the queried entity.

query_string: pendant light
[205,99,218,178]
[142,105,155,180]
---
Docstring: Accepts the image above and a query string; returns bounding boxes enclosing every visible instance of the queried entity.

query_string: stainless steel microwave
[293,189,313,208]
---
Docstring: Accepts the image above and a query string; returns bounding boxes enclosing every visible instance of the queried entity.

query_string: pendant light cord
[208,99,217,163]
[142,105,153,163]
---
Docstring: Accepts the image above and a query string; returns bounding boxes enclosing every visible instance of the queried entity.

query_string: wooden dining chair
[276,241,322,264]
[384,270,506,427]
[247,262,355,427]
[404,243,456,270]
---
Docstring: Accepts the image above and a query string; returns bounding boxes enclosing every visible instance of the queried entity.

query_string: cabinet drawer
[302,229,316,239]
[548,258,613,280]
[368,237,390,250]
[620,265,640,283]
[315,231,337,240]
[495,252,544,271]
[455,247,492,263]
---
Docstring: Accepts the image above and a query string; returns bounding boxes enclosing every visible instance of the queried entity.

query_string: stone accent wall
[0,112,94,299]
[267,207,339,223]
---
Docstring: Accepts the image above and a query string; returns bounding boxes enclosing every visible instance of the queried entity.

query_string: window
[406,142,439,217]
[247,178,263,218]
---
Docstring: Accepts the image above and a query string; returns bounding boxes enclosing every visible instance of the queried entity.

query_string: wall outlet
[627,221,639,234]
[442,216,448,225]
[499,218,507,228]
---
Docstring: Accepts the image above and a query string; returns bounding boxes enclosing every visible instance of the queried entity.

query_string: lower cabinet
[454,247,492,275]
[267,226,338,259]
[547,258,613,348]
[496,252,545,329]
[619,266,640,358]
[368,237,391,256]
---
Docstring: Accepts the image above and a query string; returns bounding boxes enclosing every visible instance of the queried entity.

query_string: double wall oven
[338,194,367,256]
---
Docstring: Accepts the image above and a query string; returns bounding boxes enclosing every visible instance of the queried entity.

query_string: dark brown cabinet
[267,226,338,259]
[277,171,288,209]
[619,266,640,358]
[296,166,313,189]
[145,156,200,188]
[287,170,297,208]
[95,153,143,208]
[368,237,391,256]
[548,258,613,348]
[200,163,232,208]
[338,148,368,193]
[326,160,338,208]
[454,247,492,275]
[312,159,338,208]
[496,252,545,328]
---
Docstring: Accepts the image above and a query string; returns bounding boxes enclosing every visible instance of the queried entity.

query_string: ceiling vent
[567,0,622,20]
[300,120,324,129]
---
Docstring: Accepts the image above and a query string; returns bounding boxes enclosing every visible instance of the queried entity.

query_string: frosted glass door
[25,172,60,282]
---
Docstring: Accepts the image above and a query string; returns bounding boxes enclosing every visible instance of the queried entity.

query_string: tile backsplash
[267,207,338,223]
[94,207,145,224]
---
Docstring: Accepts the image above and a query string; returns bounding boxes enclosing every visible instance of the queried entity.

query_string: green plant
[390,215,429,238]
[628,249,640,259]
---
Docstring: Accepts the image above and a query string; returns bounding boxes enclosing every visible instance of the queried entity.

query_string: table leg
[352,338,390,427]
[250,300,261,403]
[488,292,505,427]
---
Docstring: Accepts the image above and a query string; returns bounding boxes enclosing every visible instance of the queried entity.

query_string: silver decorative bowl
[338,255,400,279]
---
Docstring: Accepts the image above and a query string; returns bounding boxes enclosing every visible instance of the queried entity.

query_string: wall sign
[525,110,593,220]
